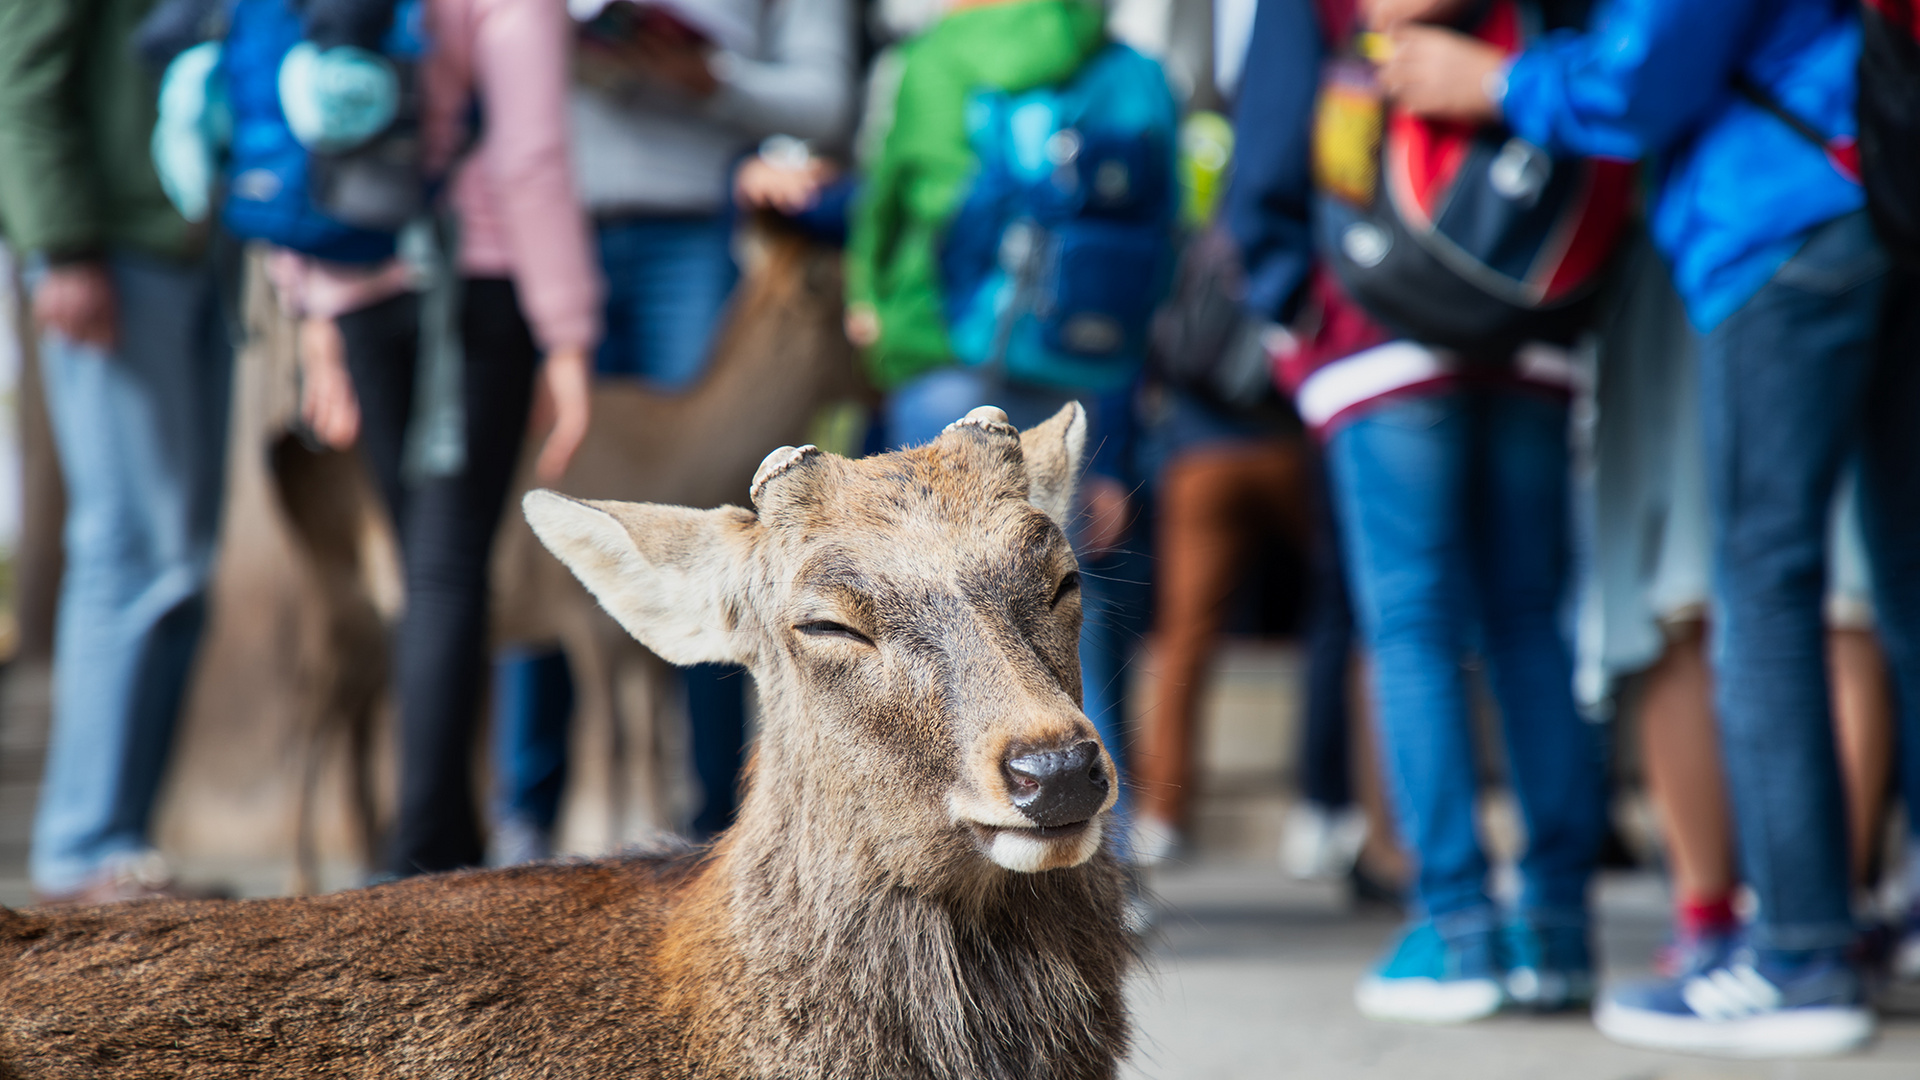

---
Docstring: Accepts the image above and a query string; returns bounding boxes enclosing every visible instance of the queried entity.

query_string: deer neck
[659,702,1133,1079]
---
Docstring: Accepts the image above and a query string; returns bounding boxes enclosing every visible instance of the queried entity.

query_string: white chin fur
[988,818,1104,873]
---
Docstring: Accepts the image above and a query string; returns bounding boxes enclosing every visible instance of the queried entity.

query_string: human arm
[734,145,841,215]
[0,0,120,346]
[265,250,416,450]
[31,263,118,348]
[1221,0,1322,323]
[844,42,972,352]
[703,0,857,144]
[0,0,105,262]
[1379,0,1766,159]
[471,0,606,477]
[843,51,907,343]
[1076,388,1137,558]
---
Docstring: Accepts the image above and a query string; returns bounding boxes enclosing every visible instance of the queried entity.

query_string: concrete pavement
[1128,861,1920,1079]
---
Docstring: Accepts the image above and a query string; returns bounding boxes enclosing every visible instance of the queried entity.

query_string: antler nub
[750,444,821,507]
[943,405,1016,438]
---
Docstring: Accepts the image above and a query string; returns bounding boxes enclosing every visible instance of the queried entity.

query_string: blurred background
[2,0,1920,1074]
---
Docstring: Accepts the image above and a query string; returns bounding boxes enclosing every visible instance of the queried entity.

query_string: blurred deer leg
[268,434,394,888]
[552,618,618,853]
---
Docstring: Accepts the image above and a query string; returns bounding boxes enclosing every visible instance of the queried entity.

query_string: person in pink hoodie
[273,0,604,878]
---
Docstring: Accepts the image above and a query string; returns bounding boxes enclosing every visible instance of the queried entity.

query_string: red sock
[1676,893,1737,939]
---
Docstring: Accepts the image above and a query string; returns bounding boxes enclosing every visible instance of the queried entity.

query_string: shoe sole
[1355,976,1503,1025]
[1594,1000,1875,1058]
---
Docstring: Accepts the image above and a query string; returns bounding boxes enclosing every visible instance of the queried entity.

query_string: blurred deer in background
[238,217,861,887]
[0,404,1132,1080]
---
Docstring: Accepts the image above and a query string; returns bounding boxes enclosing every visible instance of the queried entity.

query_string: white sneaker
[1895,921,1920,982]
[1129,815,1183,868]
[1281,802,1368,881]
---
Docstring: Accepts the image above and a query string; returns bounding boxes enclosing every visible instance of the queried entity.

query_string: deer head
[523,403,1116,890]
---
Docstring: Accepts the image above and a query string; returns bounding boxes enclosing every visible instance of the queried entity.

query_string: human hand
[1362,0,1475,31]
[32,262,118,349]
[734,154,839,215]
[532,345,592,484]
[1078,474,1133,559]
[1377,25,1507,124]
[298,316,362,449]
[844,304,880,348]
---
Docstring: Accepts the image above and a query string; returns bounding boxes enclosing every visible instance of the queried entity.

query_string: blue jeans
[592,214,737,389]
[1328,386,1604,927]
[1699,211,1920,957]
[494,213,740,838]
[884,366,1140,839]
[491,648,573,833]
[31,251,231,892]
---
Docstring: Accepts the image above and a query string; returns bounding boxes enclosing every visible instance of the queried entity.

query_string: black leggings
[336,278,539,875]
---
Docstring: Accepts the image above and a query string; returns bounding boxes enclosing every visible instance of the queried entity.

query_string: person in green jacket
[843,0,1106,401]
[845,0,1161,881]
[0,0,233,903]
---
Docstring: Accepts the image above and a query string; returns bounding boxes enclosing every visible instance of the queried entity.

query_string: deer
[0,402,1134,1079]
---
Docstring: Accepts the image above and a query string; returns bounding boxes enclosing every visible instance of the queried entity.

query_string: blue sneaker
[1653,924,1738,979]
[1595,949,1875,1058]
[1501,915,1595,1011]
[1355,918,1504,1024]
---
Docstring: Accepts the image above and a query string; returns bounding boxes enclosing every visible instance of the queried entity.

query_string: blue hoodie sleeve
[1222,0,1323,323]
[1501,0,1766,160]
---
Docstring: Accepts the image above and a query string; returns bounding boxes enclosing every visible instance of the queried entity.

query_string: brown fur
[0,407,1132,1078]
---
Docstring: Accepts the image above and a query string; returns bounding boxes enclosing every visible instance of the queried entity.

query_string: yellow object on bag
[1312,57,1385,206]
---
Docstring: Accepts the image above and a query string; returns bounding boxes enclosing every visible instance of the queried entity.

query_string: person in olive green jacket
[0,0,233,903]
[843,0,1105,401]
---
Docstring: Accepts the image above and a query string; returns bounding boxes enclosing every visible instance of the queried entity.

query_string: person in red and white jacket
[1227,0,1607,1027]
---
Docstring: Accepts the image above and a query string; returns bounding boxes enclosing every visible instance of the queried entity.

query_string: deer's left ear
[1020,401,1087,529]
[523,490,759,666]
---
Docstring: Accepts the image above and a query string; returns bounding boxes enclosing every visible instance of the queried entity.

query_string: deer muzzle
[1005,740,1109,828]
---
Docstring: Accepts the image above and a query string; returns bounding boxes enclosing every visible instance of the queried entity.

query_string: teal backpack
[940,43,1180,393]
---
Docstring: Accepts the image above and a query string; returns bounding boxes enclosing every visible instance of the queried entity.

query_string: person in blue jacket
[1379,0,1920,1058]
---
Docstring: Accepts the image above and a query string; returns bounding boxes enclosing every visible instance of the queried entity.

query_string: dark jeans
[491,648,573,832]
[336,279,539,875]
[1888,270,1920,852]
[1699,212,1920,957]
[1301,449,1355,811]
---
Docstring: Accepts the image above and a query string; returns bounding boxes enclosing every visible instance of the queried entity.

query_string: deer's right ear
[523,490,759,666]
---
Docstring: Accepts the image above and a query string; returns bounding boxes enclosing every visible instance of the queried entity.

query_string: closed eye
[795,620,875,646]
[1051,571,1081,607]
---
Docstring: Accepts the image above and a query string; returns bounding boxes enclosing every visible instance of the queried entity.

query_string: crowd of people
[1,0,1918,1063]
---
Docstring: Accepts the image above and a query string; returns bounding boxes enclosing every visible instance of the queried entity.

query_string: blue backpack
[940,43,1179,393]
[220,0,428,263]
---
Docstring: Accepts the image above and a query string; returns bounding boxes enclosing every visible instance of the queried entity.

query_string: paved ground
[1129,862,1920,1079]
[4,657,1919,1076]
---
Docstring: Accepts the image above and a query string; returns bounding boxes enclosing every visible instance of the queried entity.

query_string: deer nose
[1005,740,1108,828]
